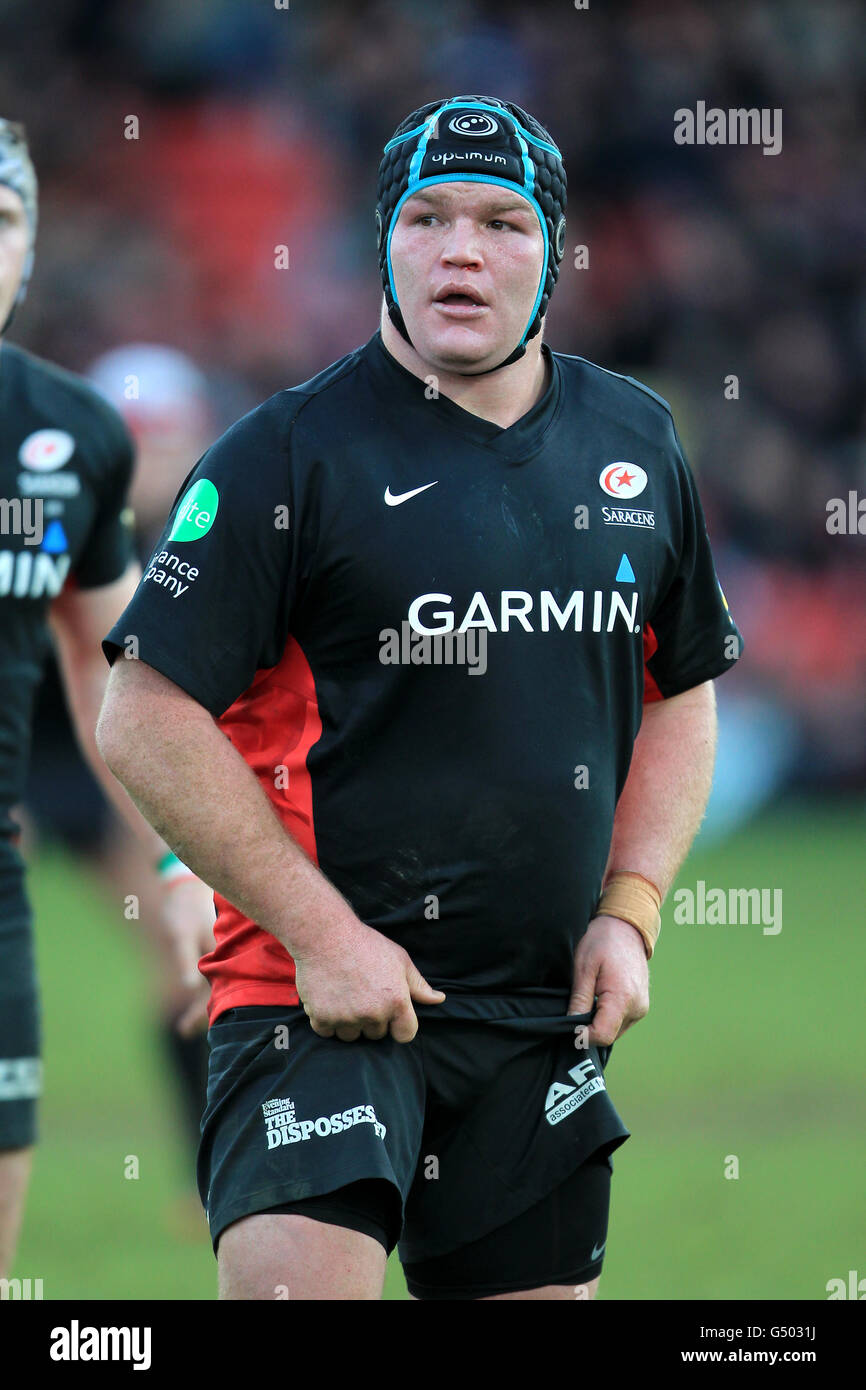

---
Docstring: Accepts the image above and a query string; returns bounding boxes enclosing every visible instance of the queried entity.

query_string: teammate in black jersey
[0,119,216,1277]
[98,96,743,1300]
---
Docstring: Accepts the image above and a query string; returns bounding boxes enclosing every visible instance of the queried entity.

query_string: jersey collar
[367,330,562,462]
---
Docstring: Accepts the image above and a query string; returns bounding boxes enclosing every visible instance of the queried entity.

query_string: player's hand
[293,919,446,1044]
[157,875,217,1037]
[568,914,649,1046]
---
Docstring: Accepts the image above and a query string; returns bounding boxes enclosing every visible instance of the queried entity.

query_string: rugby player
[97,96,743,1300]
[0,119,216,1276]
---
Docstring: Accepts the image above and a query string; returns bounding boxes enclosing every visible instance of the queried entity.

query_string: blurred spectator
[0,0,861,821]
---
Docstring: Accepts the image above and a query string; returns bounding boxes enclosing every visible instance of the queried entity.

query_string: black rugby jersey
[0,341,135,860]
[103,331,743,1019]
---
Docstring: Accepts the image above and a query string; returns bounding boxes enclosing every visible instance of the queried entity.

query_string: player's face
[389,183,545,373]
[0,185,29,330]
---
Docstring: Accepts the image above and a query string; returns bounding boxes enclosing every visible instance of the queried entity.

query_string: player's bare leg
[217,1212,387,1300]
[0,1146,33,1276]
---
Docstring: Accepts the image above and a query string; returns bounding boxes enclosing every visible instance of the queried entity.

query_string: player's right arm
[95,396,443,1041]
[96,657,443,1042]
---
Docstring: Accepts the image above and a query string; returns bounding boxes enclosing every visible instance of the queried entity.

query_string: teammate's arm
[50,563,156,846]
[49,564,218,1030]
[95,656,445,1043]
[569,679,717,1044]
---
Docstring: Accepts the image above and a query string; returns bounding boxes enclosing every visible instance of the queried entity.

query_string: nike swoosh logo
[384,482,438,507]
[591,1240,606,1261]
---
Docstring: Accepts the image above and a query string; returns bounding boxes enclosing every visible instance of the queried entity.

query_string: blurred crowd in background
[2,0,864,849]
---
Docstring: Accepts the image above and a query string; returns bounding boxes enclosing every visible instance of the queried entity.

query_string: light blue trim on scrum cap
[385,176,550,349]
[385,98,552,348]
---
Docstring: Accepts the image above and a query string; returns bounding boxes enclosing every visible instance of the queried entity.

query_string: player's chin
[419,320,503,373]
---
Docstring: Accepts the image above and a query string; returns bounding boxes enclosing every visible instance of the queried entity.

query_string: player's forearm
[50,566,173,864]
[63,656,168,862]
[604,680,717,901]
[95,661,357,954]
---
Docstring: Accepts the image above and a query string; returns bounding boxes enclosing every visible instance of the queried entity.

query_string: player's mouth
[432,284,488,317]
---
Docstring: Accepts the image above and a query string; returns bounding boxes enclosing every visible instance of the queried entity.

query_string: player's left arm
[571,405,743,1045]
[569,678,717,1043]
[49,566,216,1032]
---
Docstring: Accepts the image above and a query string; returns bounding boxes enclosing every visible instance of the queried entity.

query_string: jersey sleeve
[71,407,137,589]
[101,396,299,718]
[643,422,744,700]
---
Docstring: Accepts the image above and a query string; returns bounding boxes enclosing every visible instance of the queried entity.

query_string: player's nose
[440,216,484,267]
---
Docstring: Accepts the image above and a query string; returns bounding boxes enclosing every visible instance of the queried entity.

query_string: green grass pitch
[13,798,865,1299]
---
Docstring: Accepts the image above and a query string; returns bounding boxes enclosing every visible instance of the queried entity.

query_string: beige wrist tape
[596,872,662,959]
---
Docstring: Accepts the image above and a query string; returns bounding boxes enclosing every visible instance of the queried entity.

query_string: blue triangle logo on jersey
[41,520,68,554]
[615,553,635,584]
